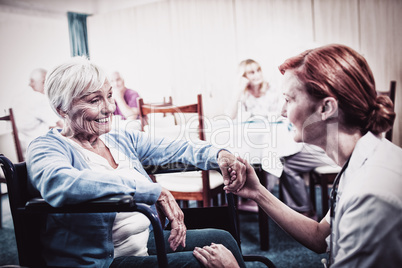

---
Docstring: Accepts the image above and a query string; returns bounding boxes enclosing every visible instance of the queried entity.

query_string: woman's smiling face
[67,80,116,138]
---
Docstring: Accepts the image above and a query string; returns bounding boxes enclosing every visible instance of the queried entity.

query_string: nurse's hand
[226,156,263,201]
[193,243,240,268]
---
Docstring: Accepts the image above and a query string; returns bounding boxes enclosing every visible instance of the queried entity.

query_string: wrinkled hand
[226,156,263,200]
[155,188,186,251]
[217,151,246,193]
[193,243,240,268]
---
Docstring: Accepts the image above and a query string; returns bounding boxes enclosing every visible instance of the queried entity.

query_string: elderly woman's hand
[193,243,240,268]
[156,188,186,251]
[217,150,246,193]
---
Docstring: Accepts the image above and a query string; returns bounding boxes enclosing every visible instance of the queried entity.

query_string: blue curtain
[67,12,90,58]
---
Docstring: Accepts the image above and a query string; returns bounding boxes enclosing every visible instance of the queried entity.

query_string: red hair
[279,44,395,135]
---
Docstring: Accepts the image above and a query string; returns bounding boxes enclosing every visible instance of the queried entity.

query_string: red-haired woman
[194,44,401,267]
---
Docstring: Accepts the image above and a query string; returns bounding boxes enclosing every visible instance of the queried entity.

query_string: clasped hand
[217,150,247,193]
[225,156,263,200]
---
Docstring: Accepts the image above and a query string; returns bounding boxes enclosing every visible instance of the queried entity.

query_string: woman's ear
[320,97,338,121]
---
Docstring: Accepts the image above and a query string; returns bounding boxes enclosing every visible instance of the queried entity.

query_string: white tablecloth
[205,119,301,177]
[143,116,301,178]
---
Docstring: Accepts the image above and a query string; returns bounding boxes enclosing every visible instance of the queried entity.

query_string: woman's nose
[102,99,116,114]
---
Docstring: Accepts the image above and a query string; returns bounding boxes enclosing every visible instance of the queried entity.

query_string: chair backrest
[0,108,24,162]
[163,96,173,106]
[138,95,220,207]
[377,80,396,141]
[0,155,46,267]
[138,94,205,141]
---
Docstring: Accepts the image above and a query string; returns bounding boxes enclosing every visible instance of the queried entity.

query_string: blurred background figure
[15,68,62,158]
[225,59,284,211]
[227,59,282,121]
[29,68,47,94]
[110,71,140,120]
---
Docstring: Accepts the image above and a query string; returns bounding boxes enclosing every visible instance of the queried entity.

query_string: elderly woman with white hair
[26,56,247,268]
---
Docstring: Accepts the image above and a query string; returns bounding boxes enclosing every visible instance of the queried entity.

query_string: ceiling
[0,0,163,15]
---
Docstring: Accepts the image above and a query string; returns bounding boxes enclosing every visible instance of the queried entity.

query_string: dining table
[204,117,301,250]
[142,114,301,250]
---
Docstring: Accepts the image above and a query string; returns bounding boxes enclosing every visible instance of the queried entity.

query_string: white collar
[348,132,382,174]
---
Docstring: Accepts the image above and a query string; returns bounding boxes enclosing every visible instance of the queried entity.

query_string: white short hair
[45,56,107,117]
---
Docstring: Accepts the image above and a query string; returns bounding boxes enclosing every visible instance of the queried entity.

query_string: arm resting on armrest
[23,194,168,268]
[24,194,135,213]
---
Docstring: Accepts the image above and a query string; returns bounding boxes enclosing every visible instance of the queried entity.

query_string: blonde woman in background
[227,59,282,121]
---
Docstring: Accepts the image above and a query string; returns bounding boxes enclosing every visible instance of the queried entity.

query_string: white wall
[0,6,70,158]
[0,0,401,147]
[0,0,155,158]
[87,0,402,146]
[0,0,154,115]
[0,6,70,114]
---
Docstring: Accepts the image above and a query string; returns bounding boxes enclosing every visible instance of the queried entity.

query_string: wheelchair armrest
[23,194,135,213]
[144,162,222,175]
[144,162,201,174]
[22,194,169,267]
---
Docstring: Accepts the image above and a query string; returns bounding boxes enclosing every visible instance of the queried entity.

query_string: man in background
[16,68,62,157]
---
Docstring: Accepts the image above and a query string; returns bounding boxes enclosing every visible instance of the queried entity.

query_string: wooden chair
[0,108,24,228]
[0,108,23,163]
[1,155,276,268]
[309,165,341,217]
[138,94,225,207]
[309,80,397,218]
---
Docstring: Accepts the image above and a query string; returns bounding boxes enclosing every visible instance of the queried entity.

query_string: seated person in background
[28,68,63,130]
[194,44,401,267]
[280,142,337,219]
[27,56,247,268]
[226,59,282,121]
[110,71,140,120]
[227,59,334,219]
[16,68,63,157]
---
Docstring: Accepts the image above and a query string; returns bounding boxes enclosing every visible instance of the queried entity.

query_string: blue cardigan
[26,128,220,267]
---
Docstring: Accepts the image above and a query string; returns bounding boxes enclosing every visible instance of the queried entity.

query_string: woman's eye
[108,93,113,99]
[90,98,99,104]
